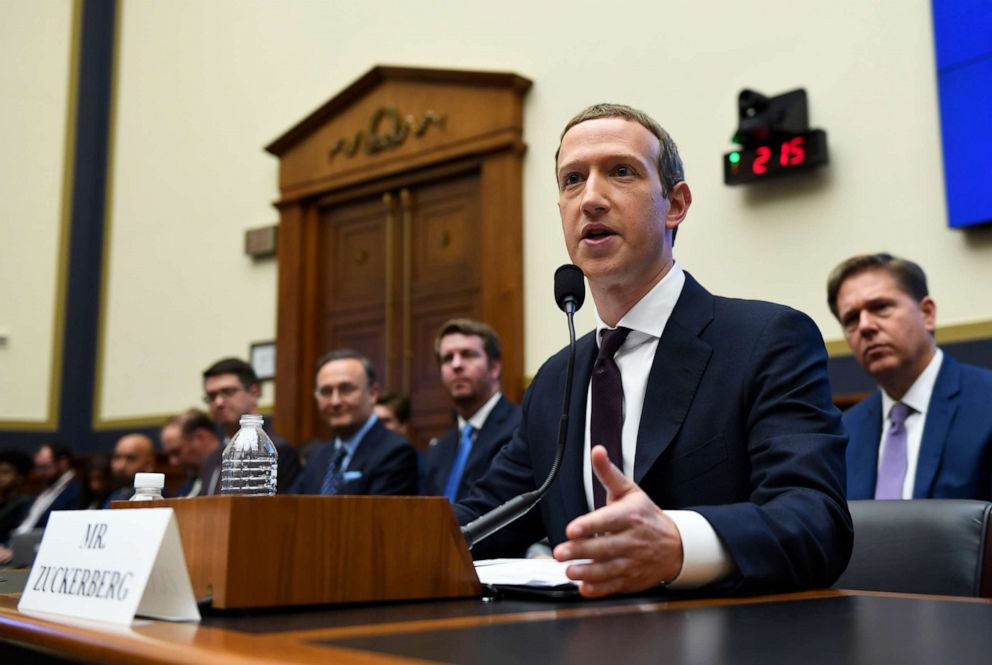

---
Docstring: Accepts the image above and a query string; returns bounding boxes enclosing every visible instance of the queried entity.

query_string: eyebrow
[557,152,649,176]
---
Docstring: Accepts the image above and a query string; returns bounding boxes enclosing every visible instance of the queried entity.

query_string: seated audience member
[0,449,33,544]
[13,440,82,533]
[201,357,301,493]
[105,434,158,504]
[79,455,113,509]
[161,409,221,497]
[828,253,992,500]
[291,350,417,496]
[421,319,521,501]
[1,441,83,563]
[374,392,412,438]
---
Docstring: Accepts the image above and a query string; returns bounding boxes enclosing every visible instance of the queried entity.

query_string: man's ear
[488,358,503,382]
[920,296,937,334]
[665,181,692,231]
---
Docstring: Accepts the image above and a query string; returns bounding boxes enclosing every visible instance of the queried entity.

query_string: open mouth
[582,225,617,241]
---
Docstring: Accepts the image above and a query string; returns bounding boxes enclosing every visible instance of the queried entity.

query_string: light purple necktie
[875,402,912,500]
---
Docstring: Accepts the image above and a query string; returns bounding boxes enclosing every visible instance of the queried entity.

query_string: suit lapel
[846,394,882,499]
[914,355,961,498]
[560,333,597,521]
[633,274,713,483]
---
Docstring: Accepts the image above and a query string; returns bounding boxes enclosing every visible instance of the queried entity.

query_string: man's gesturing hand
[552,445,684,598]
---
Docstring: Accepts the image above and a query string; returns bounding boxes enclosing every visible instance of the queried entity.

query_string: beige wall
[0,0,74,425]
[3,0,990,426]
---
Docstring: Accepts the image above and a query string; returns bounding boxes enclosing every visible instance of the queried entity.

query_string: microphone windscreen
[554,264,585,313]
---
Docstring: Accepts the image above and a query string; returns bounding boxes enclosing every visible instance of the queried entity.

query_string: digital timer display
[724,130,829,185]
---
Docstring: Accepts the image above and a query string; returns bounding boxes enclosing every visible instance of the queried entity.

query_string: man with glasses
[290,349,417,496]
[200,357,300,493]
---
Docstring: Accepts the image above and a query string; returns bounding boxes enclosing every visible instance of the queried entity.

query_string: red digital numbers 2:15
[752,136,807,174]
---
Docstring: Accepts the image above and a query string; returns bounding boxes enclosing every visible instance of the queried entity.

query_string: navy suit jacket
[456,273,853,593]
[34,477,82,529]
[421,396,522,500]
[845,353,992,500]
[291,418,418,496]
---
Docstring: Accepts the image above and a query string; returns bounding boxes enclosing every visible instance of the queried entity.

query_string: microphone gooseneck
[460,264,584,548]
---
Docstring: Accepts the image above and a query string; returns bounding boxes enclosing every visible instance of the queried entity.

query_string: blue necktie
[320,445,348,496]
[444,424,474,502]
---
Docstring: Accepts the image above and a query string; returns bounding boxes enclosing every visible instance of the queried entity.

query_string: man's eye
[614,165,634,177]
[561,173,582,187]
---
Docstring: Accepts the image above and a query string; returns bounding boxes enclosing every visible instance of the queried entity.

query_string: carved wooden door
[317,170,482,447]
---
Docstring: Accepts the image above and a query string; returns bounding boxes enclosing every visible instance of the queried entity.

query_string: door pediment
[266,66,532,201]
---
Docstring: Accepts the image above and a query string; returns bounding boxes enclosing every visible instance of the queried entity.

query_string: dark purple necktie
[875,402,912,500]
[591,326,631,509]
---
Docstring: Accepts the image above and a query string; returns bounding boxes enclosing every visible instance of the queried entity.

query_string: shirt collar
[336,413,379,455]
[457,391,503,432]
[881,348,943,417]
[594,261,686,345]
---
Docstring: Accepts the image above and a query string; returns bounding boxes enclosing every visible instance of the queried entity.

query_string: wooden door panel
[407,173,481,296]
[319,196,388,312]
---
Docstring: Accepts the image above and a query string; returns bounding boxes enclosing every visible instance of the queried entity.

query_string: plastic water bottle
[130,473,165,501]
[220,414,278,495]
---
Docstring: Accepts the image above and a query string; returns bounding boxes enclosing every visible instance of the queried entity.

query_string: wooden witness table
[2,587,992,664]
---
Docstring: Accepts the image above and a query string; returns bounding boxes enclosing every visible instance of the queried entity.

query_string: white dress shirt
[879,348,944,499]
[457,391,503,433]
[583,262,734,588]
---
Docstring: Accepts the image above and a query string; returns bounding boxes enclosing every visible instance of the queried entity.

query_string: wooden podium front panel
[117,496,480,609]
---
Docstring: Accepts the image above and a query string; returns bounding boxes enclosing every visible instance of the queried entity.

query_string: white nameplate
[18,508,200,624]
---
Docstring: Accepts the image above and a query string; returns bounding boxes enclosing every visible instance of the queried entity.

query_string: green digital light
[729,152,741,165]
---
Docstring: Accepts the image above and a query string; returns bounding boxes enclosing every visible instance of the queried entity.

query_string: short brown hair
[202,357,258,390]
[434,318,502,363]
[164,409,217,438]
[314,349,377,385]
[826,253,929,319]
[555,103,685,196]
[376,392,411,424]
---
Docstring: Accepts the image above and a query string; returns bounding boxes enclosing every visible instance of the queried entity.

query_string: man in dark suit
[421,319,521,501]
[201,357,301,493]
[456,103,852,597]
[828,253,992,500]
[161,410,221,497]
[291,349,417,496]
[14,442,81,529]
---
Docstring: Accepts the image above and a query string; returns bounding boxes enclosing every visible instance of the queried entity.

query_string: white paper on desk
[18,508,200,625]
[474,558,589,587]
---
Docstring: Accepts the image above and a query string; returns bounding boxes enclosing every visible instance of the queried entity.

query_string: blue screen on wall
[932,0,992,228]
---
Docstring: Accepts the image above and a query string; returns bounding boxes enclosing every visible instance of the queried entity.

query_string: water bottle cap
[134,472,165,489]
[239,414,264,426]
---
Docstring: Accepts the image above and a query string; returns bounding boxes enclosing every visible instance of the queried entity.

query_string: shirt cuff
[665,510,735,589]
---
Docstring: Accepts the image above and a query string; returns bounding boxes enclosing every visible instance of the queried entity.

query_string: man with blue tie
[290,349,418,496]
[828,253,992,500]
[421,319,521,501]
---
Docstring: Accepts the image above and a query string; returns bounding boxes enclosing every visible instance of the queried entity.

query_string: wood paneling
[269,67,530,446]
[115,496,481,609]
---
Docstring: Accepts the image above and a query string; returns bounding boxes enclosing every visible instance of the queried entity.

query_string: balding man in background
[105,434,158,505]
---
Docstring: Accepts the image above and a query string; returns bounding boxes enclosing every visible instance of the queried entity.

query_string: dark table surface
[2,584,992,664]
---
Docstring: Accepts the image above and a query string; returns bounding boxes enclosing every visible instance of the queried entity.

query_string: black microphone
[554,264,585,314]
[460,264,584,548]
